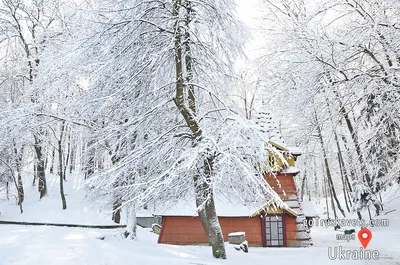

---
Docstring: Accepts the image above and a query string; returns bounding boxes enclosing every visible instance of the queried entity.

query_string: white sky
[236,0,261,25]
[235,0,266,66]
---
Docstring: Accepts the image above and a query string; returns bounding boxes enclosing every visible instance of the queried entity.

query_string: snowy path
[1,224,399,265]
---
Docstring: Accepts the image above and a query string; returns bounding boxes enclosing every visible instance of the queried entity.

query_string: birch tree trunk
[13,144,24,206]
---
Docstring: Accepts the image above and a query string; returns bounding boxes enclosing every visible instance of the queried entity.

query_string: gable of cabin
[267,141,301,172]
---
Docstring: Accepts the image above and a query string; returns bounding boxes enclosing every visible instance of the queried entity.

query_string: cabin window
[265,215,284,246]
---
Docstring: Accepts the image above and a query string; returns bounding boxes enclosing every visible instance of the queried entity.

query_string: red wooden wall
[158,216,263,246]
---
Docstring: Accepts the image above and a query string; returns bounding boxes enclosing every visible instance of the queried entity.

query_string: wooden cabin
[157,141,311,247]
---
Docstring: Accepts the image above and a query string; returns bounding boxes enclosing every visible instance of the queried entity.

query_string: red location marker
[358,228,372,249]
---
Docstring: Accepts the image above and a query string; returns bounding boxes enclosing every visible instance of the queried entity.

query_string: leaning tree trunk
[337,151,351,212]
[203,155,226,258]
[172,0,225,258]
[322,162,330,219]
[325,96,352,213]
[194,174,211,244]
[334,91,381,215]
[327,176,338,219]
[314,110,346,218]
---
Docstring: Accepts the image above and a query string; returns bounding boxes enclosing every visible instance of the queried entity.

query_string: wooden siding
[284,216,298,246]
[265,173,297,200]
[158,216,263,246]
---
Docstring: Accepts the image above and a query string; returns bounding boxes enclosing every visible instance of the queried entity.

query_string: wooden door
[265,215,285,246]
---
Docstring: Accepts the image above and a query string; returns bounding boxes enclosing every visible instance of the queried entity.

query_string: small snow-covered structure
[228,232,246,245]
[301,201,319,228]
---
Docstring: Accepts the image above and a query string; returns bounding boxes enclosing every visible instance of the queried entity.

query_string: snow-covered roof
[287,146,302,156]
[251,199,298,217]
[268,141,302,156]
[301,201,319,217]
[281,166,300,175]
[143,197,298,218]
[153,197,260,217]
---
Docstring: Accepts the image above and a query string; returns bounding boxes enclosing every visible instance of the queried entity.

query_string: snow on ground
[0,172,113,225]
[1,173,400,264]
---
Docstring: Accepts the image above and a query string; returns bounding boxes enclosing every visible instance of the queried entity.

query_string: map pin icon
[358,228,372,249]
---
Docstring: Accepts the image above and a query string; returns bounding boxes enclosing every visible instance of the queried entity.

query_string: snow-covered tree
[258,0,400,216]
[52,0,287,259]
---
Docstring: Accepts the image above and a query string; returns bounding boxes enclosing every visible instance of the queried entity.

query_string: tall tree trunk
[50,146,55,174]
[328,176,338,219]
[58,121,67,210]
[125,202,137,240]
[85,140,95,179]
[13,144,24,205]
[6,181,9,200]
[325,95,352,213]
[63,129,71,181]
[112,198,121,224]
[334,92,381,215]
[33,161,37,186]
[194,174,211,244]
[112,178,121,224]
[333,129,352,213]
[3,161,23,213]
[300,151,308,200]
[16,161,24,206]
[322,163,330,219]
[111,149,122,224]
[172,0,225,258]
[300,174,307,202]
[203,155,225,258]
[315,111,346,218]
[69,138,75,174]
[338,152,351,212]
[34,135,47,199]
[339,134,355,193]
[313,158,320,198]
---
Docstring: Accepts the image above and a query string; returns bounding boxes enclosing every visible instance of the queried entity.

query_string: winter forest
[0,0,399,263]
